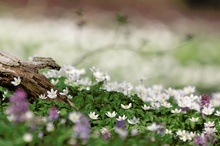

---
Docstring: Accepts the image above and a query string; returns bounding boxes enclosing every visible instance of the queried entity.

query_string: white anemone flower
[47,89,57,99]
[67,95,73,99]
[114,127,128,139]
[142,105,151,110]
[127,116,139,125]
[215,110,220,116]
[68,112,81,123]
[161,102,172,108]
[60,87,68,95]
[39,94,47,99]
[204,121,215,127]
[23,133,33,143]
[90,66,99,73]
[46,122,54,132]
[176,130,195,142]
[146,123,161,131]
[116,115,127,121]
[183,86,196,95]
[177,96,192,108]
[100,127,110,135]
[189,117,199,122]
[171,108,181,114]
[89,112,99,120]
[204,127,216,134]
[11,76,21,86]
[202,105,215,115]
[121,103,132,109]
[106,111,117,118]
[51,79,59,85]
[93,71,110,82]
[164,129,172,135]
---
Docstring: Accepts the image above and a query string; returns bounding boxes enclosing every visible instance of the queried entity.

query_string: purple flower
[200,94,211,108]
[200,94,211,119]
[48,106,59,121]
[100,127,111,140]
[193,135,206,146]
[116,120,126,129]
[102,132,111,140]
[73,115,90,140]
[6,88,29,123]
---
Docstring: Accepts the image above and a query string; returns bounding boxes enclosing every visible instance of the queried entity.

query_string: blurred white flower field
[0,15,220,91]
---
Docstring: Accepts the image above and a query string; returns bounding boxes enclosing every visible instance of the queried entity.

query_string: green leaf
[60,108,68,116]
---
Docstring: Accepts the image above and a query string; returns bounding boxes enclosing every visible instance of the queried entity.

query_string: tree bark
[0,51,78,110]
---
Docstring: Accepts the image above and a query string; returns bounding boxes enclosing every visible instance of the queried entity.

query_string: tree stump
[0,51,78,110]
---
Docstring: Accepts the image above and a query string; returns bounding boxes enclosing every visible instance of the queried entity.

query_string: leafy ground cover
[1,65,220,145]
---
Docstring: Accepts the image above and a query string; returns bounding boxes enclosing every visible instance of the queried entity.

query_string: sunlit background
[0,0,220,92]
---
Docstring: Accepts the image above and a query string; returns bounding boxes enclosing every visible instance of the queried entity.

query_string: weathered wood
[0,51,78,110]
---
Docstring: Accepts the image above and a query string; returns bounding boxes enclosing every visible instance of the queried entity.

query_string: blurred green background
[0,0,220,93]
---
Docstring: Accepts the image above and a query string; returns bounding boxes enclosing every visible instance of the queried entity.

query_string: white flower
[120,81,133,95]
[204,127,216,134]
[60,65,76,75]
[43,70,59,78]
[7,114,15,122]
[161,102,172,108]
[176,130,194,142]
[171,108,181,114]
[67,95,73,99]
[164,129,172,135]
[152,84,163,93]
[188,94,199,101]
[183,86,195,95]
[60,87,68,95]
[11,76,21,86]
[51,79,59,85]
[121,103,132,109]
[189,117,199,122]
[215,110,220,116]
[146,123,161,131]
[39,94,47,99]
[135,85,147,100]
[204,121,215,127]
[2,90,9,100]
[38,132,44,139]
[189,131,196,138]
[131,129,138,136]
[202,105,215,115]
[142,105,151,110]
[60,118,66,125]
[69,112,81,123]
[100,127,110,136]
[93,71,110,82]
[89,112,99,120]
[165,87,176,96]
[46,122,54,132]
[151,102,160,109]
[114,127,128,139]
[116,115,127,121]
[104,82,119,92]
[90,66,99,73]
[127,116,139,125]
[24,111,34,121]
[47,89,57,99]
[106,111,117,118]
[178,96,192,108]
[23,133,33,142]
[120,81,133,91]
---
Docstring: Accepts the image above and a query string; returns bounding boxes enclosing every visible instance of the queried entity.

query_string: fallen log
[0,51,78,110]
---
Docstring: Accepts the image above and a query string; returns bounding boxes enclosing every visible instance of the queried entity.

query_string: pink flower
[6,89,29,123]
[48,106,59,121]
